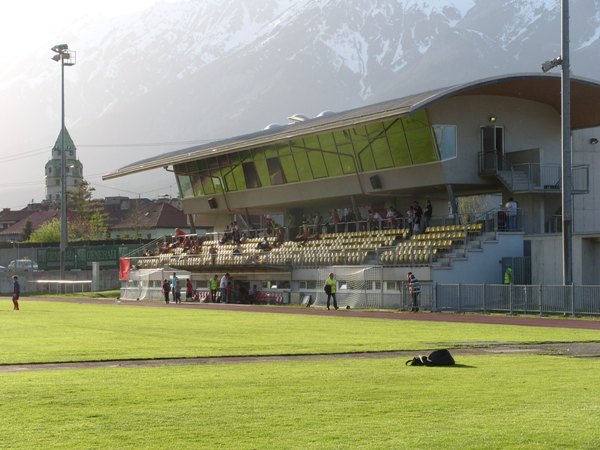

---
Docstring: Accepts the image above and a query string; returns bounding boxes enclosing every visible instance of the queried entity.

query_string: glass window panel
[252,149,270,186]
[222,153,239,191]
[318,134,343,177]
[267,157,287,185]
[280,155,299,182]
[433,125,457,160]
[333,131,357,174]
[200,170,215,194]
[403,110,439,164]
[191,174,204,195]
[367,123,394,169]
[303,136,327,178]
[353,126,376,172]
[242,162,261,188]
[178,175,193,197]
[385,119,412,166]
[291,142,313,181]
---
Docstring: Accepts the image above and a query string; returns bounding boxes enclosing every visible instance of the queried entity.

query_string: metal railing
[478,151,589,194]
[299,281,600,316]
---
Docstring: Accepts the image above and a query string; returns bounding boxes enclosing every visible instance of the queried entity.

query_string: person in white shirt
[220,273,230,303]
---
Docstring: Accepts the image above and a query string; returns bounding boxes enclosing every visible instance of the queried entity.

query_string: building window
[266,157,286,185]
[242,162,261,188]
[433,125,457,160]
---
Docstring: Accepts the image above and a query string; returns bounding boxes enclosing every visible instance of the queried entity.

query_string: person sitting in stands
[220,225,232,245]
[209,244,218,264]
[183,236,191,251]
[239,232,248,244]
[257,236,270,251]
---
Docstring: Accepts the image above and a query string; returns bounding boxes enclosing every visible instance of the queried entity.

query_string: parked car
[8,259,39,272]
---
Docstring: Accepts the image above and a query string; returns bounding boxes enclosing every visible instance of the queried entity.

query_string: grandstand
[106,73,600,305]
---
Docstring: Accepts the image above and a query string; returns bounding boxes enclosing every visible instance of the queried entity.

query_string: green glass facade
[176,110,448,198]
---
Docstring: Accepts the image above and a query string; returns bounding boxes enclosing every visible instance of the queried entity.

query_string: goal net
[315,266,383,309]
[121,267,190,301]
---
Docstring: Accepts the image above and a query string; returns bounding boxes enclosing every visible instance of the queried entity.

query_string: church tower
[45,127,83,201]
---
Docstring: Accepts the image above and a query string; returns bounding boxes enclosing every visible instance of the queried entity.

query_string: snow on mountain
[1,0,600,207]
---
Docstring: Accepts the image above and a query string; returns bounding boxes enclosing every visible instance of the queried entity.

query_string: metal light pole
[51,44,76,284]
[541,0,572,285]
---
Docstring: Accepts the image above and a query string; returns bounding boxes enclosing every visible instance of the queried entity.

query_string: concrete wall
[573,126,600,234]
[431,233,524,284]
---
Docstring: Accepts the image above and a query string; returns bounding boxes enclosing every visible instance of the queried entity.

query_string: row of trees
[25,180,109,243]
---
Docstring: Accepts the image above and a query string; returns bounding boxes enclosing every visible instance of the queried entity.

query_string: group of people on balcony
[293,199,434,240]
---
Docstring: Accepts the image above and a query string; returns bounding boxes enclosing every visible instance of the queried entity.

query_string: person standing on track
[12,275,20,310]
[324,272,339,310]
[220,273,230,303]
[408,272,420,312]
[162,279,171,304]
[209,274,219,302]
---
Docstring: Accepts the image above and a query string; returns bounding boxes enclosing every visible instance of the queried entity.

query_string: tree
[20,220,33,242]
[66,179,109,240]
[28,218,61,243]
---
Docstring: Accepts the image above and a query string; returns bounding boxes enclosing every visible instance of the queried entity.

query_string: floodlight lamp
[51,54,61,62]
[489,115,497,124]
[51,44,68,53]
[541,56,563,73]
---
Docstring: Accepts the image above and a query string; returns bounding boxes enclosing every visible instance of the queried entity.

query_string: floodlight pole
[561,0,573,286]
[60,53,67,285]
[51,44,75,287]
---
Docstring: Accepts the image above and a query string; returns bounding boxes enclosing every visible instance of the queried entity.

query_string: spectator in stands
[408,272,421,312]
[220,273,230,303]
[329,209,341,233]
[232,221,241,244]
[257,236,270,251]
[406,205,415,236]
[413,201,423,232]
[183,236,192,251]
[386,206,399,229]
[162,279,171,304]
[324,272,339,310]
[186,279,194,302]
[209,245,218,264]
[210,275,219,302]
[265,216,275,236]
[423,199,433,230]
[368,209,382,230]
[505,197,518,230]
[220,225,231,245]
[239,232,248,244]
[275,228,285,245]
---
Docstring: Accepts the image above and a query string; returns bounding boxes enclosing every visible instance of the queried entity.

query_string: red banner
[119,258,131,281]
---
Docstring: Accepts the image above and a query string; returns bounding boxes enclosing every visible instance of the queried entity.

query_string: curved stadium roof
[103,73,600,180]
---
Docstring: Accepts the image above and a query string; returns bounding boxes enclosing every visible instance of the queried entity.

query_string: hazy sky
[0,0,182,209]
[0,1,162,52]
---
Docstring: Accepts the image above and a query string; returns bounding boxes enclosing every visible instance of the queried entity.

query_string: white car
[8,259,39,272]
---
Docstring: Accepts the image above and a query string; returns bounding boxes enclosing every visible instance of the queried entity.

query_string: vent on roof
[288,113,309,123]
[317,110,335,118]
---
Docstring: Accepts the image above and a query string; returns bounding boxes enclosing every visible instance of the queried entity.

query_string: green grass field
[1,300,599,449]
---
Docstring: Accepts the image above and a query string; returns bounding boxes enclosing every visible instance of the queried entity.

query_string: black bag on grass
[406,349,455,366]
